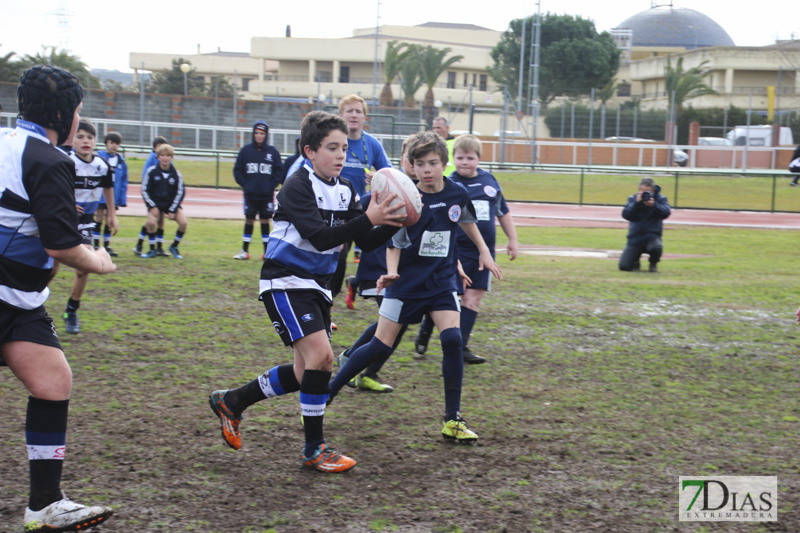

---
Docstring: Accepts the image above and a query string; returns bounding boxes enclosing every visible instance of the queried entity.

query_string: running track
[119,185,800,231]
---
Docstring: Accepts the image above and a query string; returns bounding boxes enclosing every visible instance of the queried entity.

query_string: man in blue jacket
[232,121,285,259]
[619,178,671,273]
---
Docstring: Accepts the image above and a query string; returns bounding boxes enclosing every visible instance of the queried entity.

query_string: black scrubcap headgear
[17,65,83,145]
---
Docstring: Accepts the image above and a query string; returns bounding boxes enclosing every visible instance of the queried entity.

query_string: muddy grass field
[1,220,799,532]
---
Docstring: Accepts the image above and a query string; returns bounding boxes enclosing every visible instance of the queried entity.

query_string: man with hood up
[233,120,285,259]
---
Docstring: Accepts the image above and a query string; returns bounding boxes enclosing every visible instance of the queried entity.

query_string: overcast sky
[2,1,798,73]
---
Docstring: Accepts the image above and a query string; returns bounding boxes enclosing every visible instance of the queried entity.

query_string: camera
[640,191,652,202]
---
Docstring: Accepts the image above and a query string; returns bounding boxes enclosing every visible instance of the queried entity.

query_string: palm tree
[397,49,424,108]
[416,45,463,123]
[17,47,99,88]
[664,56,718,113]
[380,41,412,107]
[0,45,19,83]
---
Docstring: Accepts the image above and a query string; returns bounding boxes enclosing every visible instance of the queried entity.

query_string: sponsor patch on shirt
[419,230,450,257]
[484,185,497,197]
[473,200,490,221]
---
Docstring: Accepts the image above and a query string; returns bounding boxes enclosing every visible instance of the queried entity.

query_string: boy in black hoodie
[232,121,285,259]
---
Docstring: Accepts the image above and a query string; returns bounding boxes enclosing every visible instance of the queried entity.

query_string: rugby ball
[371,168,422,227]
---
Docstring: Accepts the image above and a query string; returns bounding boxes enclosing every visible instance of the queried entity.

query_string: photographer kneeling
[619,178,671,273]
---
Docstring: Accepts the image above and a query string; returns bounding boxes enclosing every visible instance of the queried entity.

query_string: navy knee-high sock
[460,307,478,347]
[27,397,69,511]
[365,324,408,377]
[330,337,392,395]
[342,322,378,359]
[440,327,464,420]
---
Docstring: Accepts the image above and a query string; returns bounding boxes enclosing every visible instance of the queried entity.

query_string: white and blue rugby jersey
[450,168,510,260]
[259,162,367,302]
[70,151,113,216]
[0,121,83,309]
[385,178,477,300]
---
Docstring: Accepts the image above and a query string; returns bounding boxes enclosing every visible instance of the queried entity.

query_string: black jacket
[622,185,671,245]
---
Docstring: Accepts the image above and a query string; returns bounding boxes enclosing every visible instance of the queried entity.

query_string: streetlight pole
[180,63,190,96]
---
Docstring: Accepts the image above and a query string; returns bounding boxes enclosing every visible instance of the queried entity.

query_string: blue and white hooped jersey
[385,178,476,300]
[70,151,113,216]
[260,162,364,302]
[0,121,83,309]
[450,168,509,260]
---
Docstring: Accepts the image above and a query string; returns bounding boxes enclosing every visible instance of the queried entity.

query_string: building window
[447,71,456,89]
[339,66,350,83]
[479,74,487,92]
[242,78,250,92]
[617,83,631,97]
[463,73,468,87]
[472,73,476,87]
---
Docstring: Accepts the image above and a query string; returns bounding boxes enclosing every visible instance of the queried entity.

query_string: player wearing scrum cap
[0,65,114,532]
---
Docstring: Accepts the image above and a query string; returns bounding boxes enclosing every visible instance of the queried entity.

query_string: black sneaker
[414,327,431,355]
[133,245,142,256]
[63,311,80,334]
[462,347,487,365]
[104,246,118,257]
[648,264,658,273]
[155,248,170,257]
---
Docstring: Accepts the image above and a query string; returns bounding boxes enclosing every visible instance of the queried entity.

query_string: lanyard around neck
[348,136,368,168]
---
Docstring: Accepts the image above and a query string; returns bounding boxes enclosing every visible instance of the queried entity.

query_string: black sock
[156,229,164,249]
[243,223,253,252]
[65,299,80,313]
[300,369,331,457]
[27,397,69,511]
[225,364,299,413]
[172,230,184,249]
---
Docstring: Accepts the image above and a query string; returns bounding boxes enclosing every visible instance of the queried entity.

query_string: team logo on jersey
[419,230,450,257]
[301,313,314,322]
[168,177,175,185]
[484,185,497,197]
[266,153,273,162]
[340,192,348,208]
[448,205,462,222]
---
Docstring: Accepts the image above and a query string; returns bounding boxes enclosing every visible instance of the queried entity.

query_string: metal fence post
[771,174,777,212]
[579,168,585,206]
[216,153,220,188]
[673,172,679,208]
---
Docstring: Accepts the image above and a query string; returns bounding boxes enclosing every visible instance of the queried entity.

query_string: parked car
[698,136,732,146]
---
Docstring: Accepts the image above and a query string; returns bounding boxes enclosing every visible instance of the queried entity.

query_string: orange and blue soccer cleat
[209,390,243,450]
[302,443,356,473]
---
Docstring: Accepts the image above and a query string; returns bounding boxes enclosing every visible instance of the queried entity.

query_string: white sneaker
[233,250,250,260]
[24,494,113,532]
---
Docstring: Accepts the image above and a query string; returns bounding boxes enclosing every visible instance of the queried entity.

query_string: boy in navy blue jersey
[95,131,128,256]
[329,131,502,443]
[134,136,167,255]
[336,137,420,392]
[415,134,518,363]
[232,120,285,260]
[140,144,187,259]
[209,111,404,472]
[62,119,117,334]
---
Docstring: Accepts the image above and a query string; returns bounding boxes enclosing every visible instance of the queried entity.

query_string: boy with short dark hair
[209,111,404,472]
[140,143,187,259]
[95,131,128,256]
[329,131,502,443]
[134,136,168,255]
[62,119,118,334]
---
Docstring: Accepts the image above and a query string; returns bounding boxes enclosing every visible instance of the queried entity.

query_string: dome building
[617,5,735,52]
